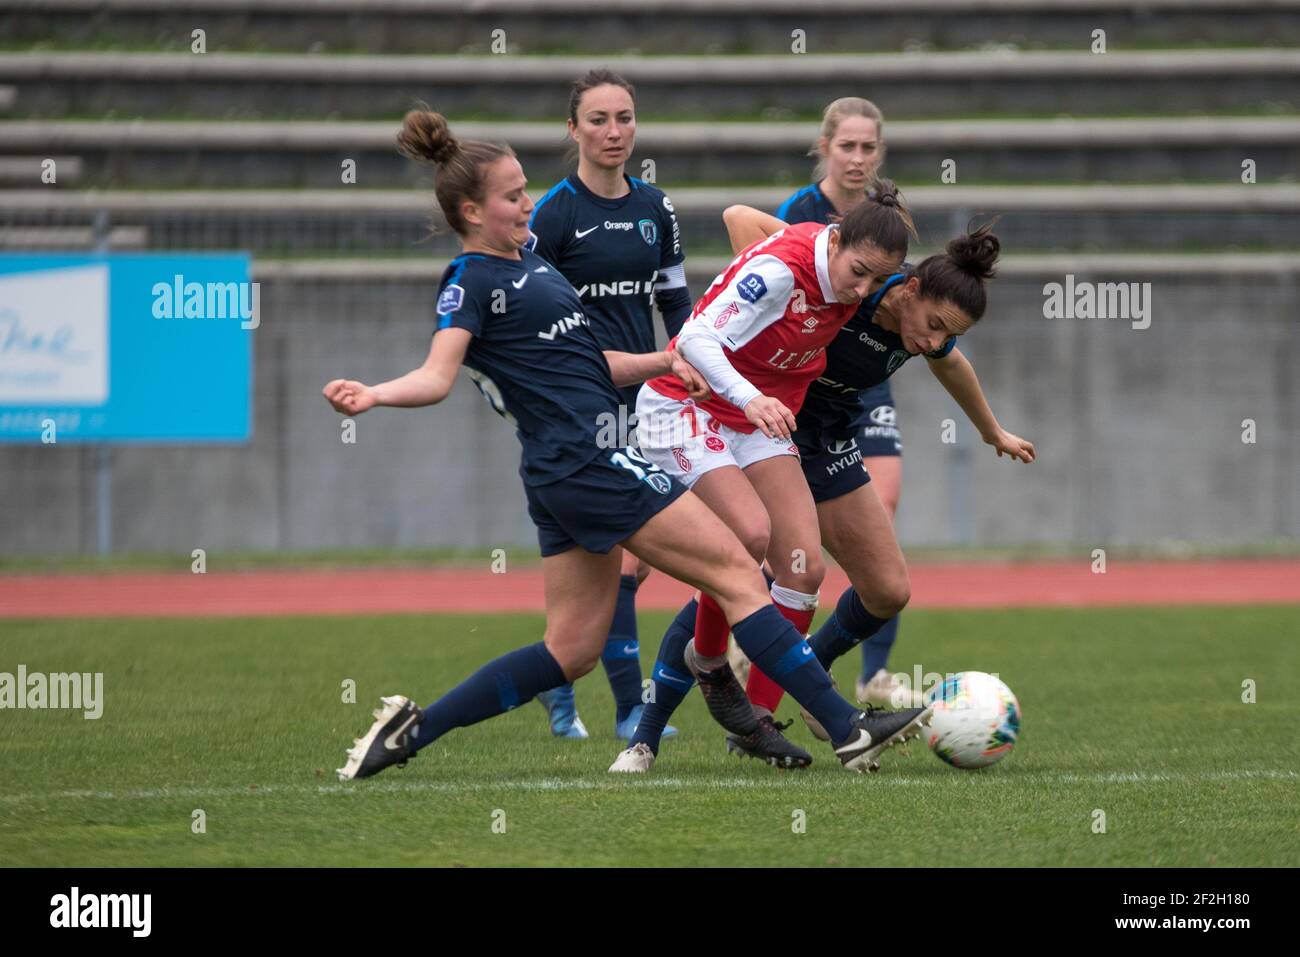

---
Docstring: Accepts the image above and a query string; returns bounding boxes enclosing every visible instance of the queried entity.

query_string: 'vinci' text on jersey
[526,174,689,356]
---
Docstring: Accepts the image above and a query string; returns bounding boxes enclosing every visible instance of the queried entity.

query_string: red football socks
[693,593,731,658]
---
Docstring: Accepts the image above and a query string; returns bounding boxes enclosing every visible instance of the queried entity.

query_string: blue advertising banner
[0,254,253,442]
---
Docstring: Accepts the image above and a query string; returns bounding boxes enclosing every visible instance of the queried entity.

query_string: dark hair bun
[947,220,1000,281]
[397,110,459,166]
[866,178,901,208]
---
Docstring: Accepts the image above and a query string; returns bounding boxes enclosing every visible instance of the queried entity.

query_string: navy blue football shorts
[795,425,873,505]
[524,446,688,557]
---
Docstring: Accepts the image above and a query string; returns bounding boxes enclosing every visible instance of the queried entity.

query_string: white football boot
[608,742,656,773]
[856,668,926,708]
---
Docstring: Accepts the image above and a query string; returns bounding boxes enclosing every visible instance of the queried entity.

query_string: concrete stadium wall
[2,262,1296,556]
[7,195,1298,257]
[9,184,1299,263]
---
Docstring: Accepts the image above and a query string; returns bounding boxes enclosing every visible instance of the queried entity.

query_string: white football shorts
[634,384,800,489]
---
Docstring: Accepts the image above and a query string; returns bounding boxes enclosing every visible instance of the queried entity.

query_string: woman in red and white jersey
[616,182,916,770]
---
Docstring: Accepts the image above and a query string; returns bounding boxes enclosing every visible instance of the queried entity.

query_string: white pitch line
[0,769,1294,807]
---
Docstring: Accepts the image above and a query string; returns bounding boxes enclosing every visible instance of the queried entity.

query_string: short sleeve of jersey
[435,258,489,337]
[775,187,815,224]
[926,336,957,360]
[690,253,796,351]
[527,193,568,268]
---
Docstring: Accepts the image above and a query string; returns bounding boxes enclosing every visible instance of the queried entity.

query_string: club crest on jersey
[437,283,464,315]
[714,301,740,329]
[704,435,726,453]
[886,349,910,374]
[638,219,657,246]
[647,473,672,494]
[736,273,768,303]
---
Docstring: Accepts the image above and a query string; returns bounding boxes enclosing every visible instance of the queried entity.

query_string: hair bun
[946,219,1000,281]
[397,109,459,166]
[867,178,901,208]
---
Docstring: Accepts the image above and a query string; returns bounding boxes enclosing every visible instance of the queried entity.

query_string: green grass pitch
[1,606,1297,867]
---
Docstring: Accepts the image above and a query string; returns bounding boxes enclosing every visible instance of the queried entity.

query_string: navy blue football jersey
[527,173,690,356]
[435,248,626,486]
[776,182,841,225]
[801,268,955,437]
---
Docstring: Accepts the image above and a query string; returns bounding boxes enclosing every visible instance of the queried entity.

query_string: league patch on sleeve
[736,272,768,303]
[437,283,465,315]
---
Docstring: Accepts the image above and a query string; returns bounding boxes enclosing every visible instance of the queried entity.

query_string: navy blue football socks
[732,604,857,744]
[809,586,891,669]
[860,614,901,680]
[414,641,567,749]
[629,597,697,754]
[601,574,645,723]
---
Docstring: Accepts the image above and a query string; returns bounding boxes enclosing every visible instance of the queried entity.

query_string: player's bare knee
[772,557,825,597]
[865,576,910,618]
[737,522,771,564]
[544,633,604,680]
[555,648,601,682]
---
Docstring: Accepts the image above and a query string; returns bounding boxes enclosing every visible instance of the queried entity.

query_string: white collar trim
[814,225,837,304]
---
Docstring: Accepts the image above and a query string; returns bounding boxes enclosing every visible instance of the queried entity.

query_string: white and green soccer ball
[923,671,1021,769]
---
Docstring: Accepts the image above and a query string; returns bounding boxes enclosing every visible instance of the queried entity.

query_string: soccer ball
[923,671,1020,769]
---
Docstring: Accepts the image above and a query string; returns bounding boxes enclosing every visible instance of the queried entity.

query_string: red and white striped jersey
[646,221,857,432]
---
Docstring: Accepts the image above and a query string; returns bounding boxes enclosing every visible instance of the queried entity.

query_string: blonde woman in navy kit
[773,97,915,705]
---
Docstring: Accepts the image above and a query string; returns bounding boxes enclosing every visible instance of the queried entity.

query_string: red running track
[1,560,1297,619]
